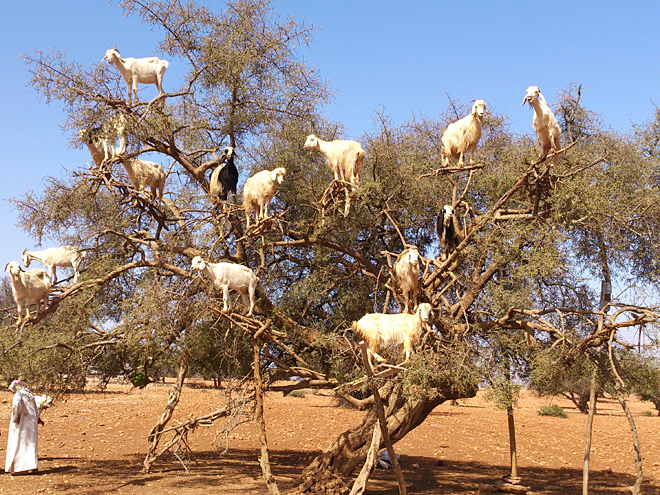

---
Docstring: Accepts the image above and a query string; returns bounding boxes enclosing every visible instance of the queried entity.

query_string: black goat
[435,205,460,261]
[209,146,238,200]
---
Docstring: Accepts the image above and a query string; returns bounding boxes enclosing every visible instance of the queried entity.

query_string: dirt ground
[0,380,659,495]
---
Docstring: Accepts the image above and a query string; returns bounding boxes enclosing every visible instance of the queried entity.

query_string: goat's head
[303,134,318,150]
[271,167,286,185]
[21,249,31,267]
[417,303,433,324]
[79,126,105,145]
[102,48,120,64]
[521,86,541,106]
[472,99,487,118]
[405,247,421,267]
[190,256,206,272]
[5,261,22,276]
[224,146,236,160]
[442,205,455,226]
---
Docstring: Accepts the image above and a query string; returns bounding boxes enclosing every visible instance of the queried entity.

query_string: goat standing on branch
[522,86,561,166]
[352,303,433,367]
[120,158,166,203]
[243,167,286,228]
[393,246,422,313]
[22,246,86,284]
[435,205,460,261]
[102,48,169,104]
[209,146,238,200]
[441,99,487,168]
[5,261,52,325]
[79,114,127,167]
[191,256,260,317]
[304,134,365,216]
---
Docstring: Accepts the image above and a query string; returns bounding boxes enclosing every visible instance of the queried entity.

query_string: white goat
[4,261,52,325]
[102,48,169,104]
[352,303,433,367]
[303,134,366,186]
[120,158,166,202]
[393,246,422,314]
[243,167,286,228]
[79,114,127,166]
[522,86,561,165]
[22,247,86,284]
[190,256,259,317]
[441,99,487,168]
[304,134,366,216]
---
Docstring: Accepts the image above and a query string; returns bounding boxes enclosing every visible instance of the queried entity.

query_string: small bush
[289,390,306,398]
[642,410,654,417]
[537,404,567,418]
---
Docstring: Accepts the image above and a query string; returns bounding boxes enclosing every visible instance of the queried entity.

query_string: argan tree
[3,2,660,495]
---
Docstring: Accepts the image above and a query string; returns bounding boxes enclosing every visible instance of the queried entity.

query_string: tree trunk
[254,339,280,495]
[293,383,475,494]
[143,351,189,473]
[507,405,518,479]
[354,343,406,495]
[582,366,598,495]
[349,422,382,495]
[614,388,643,495]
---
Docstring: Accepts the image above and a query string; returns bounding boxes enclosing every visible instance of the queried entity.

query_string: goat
[303,134,365,185]
[243,167,286,228]
[120,158,166,202]
[22,246,86,284]
[441,99,487,168]
[79,114,127,166]
[209,147,238,200]
[393,246,422,313]
[435,205,460,261]
[4,261,52,325]
[190,256,259,317]
[102,48,169,104]
[352,303,433,367]
[522,86,561,165]
[304,134,365,216]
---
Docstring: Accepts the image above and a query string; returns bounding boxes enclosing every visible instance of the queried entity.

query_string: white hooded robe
[5,388,39,473]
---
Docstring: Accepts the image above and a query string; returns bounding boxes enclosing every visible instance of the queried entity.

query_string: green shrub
[289,390,306,398]
[537,404,567,418]
[642,410,654,417]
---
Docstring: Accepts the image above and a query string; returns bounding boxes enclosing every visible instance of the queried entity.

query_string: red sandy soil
[0,381,659,494]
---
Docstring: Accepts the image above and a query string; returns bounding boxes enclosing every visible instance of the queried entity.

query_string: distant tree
[530,349,602,414]
[619,351,660,416]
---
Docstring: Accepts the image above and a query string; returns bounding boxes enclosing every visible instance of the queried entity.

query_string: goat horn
[22,248,28,254]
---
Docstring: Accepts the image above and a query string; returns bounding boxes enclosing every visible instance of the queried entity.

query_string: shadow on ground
[3,449,658,494]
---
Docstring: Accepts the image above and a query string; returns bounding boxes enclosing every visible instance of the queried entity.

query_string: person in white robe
[5,380,39,474]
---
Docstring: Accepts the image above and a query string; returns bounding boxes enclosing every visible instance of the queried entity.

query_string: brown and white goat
[5,261,52,324]
[393,246,422,313]
[352,303,433,367]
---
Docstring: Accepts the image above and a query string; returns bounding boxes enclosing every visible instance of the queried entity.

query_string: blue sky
[2,0,660,279]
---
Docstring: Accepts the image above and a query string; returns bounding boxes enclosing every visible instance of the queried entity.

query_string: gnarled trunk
[293,383,475,494]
